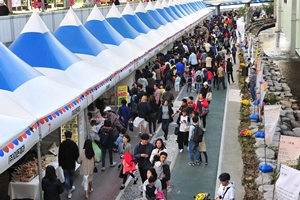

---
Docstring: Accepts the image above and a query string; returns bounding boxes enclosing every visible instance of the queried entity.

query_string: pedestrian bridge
[204,0,273,7]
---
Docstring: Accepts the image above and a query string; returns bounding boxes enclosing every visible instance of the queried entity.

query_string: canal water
[258,28,300,102]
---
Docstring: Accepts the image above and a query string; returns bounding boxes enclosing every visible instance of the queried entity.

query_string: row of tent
[0,0,212,173]
[205,0,274,7]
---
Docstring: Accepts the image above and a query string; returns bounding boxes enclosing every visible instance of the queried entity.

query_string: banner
[276,165,300,200]
[117,85,128,107]
[256,57,261,71]
[12,0,21,7]
[260,82,268,109]
[264,105,281,145]
[256,70,263,88]
[278,135,300,166]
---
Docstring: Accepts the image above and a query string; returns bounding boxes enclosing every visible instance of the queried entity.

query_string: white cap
[103,106,112,112]
[0,0,4,3]
[203,81,208,85]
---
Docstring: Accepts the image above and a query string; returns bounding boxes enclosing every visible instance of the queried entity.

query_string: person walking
[187,116,201,166]
[149,138,167,164]
[134,133,154,183]
[157,99,174,140]
[217,63,226,90]
[58,131,79,199]
[77,139,96,199]
[249,67,257,101]
[231,44,237,64]
[176,109,190,152]
[161,85,174,107]
[119,134,138,190]
[195,67,204,94]
[194,93,209,131]
[42,165,63,200]
[104,106,123,141]
[99,120,117,171]
[226,58,235,84]
[135,95,152,136]
[198,136,208,165]
[174,73,181,94]
[148,95,159,136]
[118,99,131,129]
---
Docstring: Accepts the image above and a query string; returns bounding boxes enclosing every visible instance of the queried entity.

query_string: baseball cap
[203,81,208,85]
[0,0,4,3]
[103,106,112,112]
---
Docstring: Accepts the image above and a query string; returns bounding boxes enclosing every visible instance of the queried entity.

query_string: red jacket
[193,98,209,112]
[122,152,137,174]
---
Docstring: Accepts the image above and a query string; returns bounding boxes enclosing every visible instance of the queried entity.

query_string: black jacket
[0,5,9,16]
[58,139,79,170]
[157,105,174,124]
[99,127,115,148]
[161,163,171,190]
[42,178,63,200]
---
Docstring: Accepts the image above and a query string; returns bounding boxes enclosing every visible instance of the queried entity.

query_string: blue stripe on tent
[10,32,81,71]
[106,17,140,39]
[156,8,174,23]
[175,5,187,16]
[123,14,150,34]
[170,5,184,18]
[181,4,192,14]
[0,43,42,92]
[187,3,197,12]
[135,12,161,30]
[164,7,179,20]
[147,10,168,26]
[84,20,125,45]
[54,25,107,56]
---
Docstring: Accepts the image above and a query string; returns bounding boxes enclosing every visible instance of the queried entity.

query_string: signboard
[278,135,300,166]
[276,165,300,200]
[117,85,128,106]
[264,105,281,145]
[12,0,21,7]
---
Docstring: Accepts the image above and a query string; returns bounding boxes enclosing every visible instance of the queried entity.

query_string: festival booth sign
[121,3,164,62]
[9,12,110,105]
[105,3,154,63]
[84,5,145,65]
[53,8,123,86]
[117,85,128,106]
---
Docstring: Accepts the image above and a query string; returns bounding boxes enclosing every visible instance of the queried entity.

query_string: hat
[103,106,112,112]
[203,81,208,85]
[251,67,256,70]
[0,0,4,3]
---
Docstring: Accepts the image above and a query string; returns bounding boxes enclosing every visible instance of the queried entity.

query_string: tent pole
[37,124,43,200]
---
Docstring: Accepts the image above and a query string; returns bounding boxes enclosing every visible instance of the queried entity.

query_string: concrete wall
[280,0,300,56]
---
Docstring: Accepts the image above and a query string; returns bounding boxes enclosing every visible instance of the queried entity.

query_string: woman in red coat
[193,93,209,131]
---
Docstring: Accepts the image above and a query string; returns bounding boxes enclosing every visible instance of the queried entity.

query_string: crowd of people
[41,10,245,200]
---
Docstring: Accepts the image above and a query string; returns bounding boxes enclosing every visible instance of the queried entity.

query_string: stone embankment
[245,18,276,36]
[248,35,300,199]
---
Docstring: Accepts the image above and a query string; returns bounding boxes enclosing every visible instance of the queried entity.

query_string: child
[160,85,165,95]
[159,152,171,193]
[174,73,181,94]
[186,72,193,92]
[145,176,157,200]
[115,128,126,168]
[215,173,235,200]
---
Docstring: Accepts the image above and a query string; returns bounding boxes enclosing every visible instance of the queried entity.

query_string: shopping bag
[92,142,102,162]
[129,121,134,132]
[133,117,143,128]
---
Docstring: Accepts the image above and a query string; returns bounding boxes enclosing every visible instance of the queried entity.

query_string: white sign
[264,105,281,145]
[12,0,21,7]
[276,165,300,200]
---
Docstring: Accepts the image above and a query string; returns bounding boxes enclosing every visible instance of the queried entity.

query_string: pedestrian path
[167,84,227,199]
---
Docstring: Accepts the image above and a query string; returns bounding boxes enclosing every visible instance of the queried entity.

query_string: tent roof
[145,2,168,26]
[135,2,161,30]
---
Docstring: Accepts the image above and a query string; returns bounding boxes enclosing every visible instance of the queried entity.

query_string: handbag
[174,127,179,135]
[94,166,98,173]
[206,91,212,101]
[129,121,133,132]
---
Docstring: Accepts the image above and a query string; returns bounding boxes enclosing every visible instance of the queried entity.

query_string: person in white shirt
[215,173,235,200]
[188,50,198,69]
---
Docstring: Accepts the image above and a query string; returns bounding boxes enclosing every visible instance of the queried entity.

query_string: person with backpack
[215,173,235,200]
[195,68,204,94]
[130,89,138,121]
[99,120,117,171]
[186,72,193,93]
[187,116,202,166]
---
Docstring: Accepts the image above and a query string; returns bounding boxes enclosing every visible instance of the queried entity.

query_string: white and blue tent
[53,8,124,83]
[10,12,109,98]
[121,3,164,54]
[162,0,189,27]
[105,4,153,56]
[85,6,144,62]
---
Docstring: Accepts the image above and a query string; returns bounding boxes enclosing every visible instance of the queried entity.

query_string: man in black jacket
[58,131,79,199]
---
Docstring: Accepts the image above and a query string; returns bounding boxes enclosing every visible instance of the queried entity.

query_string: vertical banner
[278,135,300,166]
[117,85,128,107]
[264,105,281,145]
[256,70,263,88]
[260,82,268,109]
[276,165,300,200]
[256,57,261,71]
[12,0,21,7]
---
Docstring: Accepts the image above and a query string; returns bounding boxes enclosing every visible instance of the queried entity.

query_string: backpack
[196,74,202,83]
[193,125,204,143]
[131,95,138,113]
[187,76,193,83]
[203,71,208,80]
[99,129,110,147]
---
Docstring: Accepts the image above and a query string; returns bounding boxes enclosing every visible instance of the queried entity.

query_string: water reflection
[258,28,300,102]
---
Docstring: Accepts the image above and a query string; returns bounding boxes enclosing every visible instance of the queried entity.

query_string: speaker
[242,67,248,77]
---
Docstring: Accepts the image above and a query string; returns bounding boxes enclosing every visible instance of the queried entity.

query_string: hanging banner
[260,82,268,109]
[256,70,263,88]
[264,105,281,145]
[256,57,261,71]
[117,85,128,107]
[278,135,300,166]
[276,165,300,200]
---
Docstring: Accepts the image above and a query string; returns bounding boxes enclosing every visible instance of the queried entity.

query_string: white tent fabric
[9,12,110,100]
[85,6,144,62]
